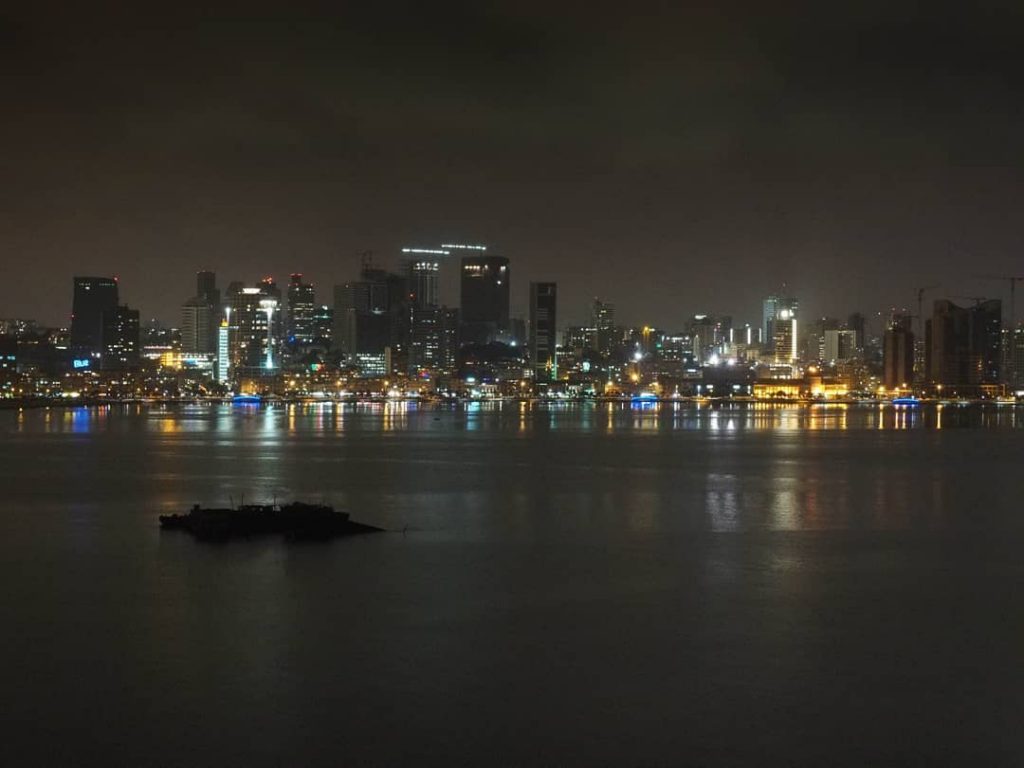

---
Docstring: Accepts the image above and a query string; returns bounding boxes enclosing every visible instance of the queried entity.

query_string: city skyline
[5,4,1024,327]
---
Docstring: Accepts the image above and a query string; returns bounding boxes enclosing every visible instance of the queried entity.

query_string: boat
[891,396,922,407]
[231,393,263,405]
[159,502,384,542]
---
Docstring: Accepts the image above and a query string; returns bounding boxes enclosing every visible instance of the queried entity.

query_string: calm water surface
[2,402,1024,766]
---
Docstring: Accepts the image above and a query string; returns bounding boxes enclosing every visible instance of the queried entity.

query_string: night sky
[4,2,1024,330]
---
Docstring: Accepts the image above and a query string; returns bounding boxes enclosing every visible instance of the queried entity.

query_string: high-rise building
[230,286,280,375]
[409,307,442,373]
[1007,326,1024,389]
[823,329,858,363]
[180,298,213,354]
[689,314,732,364]
[763,295,798,350]
[460,255,510,345]
[407,258,443,374]
[529,282,557,382]
[592,298,616,356]
[332,264,409,372]
[313,304,333,345]
[71,276,119,356]
[564,326,599,355]
[926,299,1002,388]
[772,307,798,364]
[406,256,442,310]
[883,314,915,390]
[180,271,219,355]
[440,307,461,372]
[217,318,230,383]
[847,312,866,350]
[196,271,219,306]
[101,305,140,370]
[286,273,317,347]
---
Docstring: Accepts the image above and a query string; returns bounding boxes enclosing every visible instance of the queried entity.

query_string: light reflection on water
[3,401,1024,766]
[10,400,1024,436]
[3,401,1022,537]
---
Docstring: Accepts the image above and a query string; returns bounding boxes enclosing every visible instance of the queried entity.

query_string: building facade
[529,282,557,382]
[460,256,510,345]
[71,276,119,356]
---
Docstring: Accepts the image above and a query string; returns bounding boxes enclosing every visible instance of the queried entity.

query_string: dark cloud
[3,1,1024,329]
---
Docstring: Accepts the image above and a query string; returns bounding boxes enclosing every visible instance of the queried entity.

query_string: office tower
[286,273,316,347]
[529,282,557,381]
[70,277,119,355]
[823,329,858,363]
[217,318,230,383]
[763,295,798,349]
[883,314,915,389]
[180,271,220,355]
[404,254,443,309]
[773,307,798,364]
[407,259,443,374]
[592,298,616,356]
[926,299,1002,387]
[196,271,220,306]
[689,314,732,363]
[460,255,510,345]
[180,298,213,354]
[440,307,461,372]
[847,312,866,350]
[101,305,140,370]
[332,265,409,373]
[230,286,280,375]
[565,326,599,355]
[313,305,333,345]
[409,307,442,373]
[1007,326,1024,389]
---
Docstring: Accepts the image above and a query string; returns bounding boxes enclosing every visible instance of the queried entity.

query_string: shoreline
[1,395,1017,411]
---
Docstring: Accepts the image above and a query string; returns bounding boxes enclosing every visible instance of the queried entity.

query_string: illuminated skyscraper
[763,294,798,349]
[217,318,230,383]
[773,307,798,364]
[101,305,140,370]
[286,273,316,347]
[406,256,444,374]
[402,250,445,309]
[230,286,280,376]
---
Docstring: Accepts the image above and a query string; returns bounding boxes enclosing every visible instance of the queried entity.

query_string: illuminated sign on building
[72,358,91,369]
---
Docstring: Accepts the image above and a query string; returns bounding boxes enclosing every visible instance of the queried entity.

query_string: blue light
[892,396,921,407]
[72,359,91,369]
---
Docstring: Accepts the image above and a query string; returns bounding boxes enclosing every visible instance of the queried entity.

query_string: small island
[160,502,384,542]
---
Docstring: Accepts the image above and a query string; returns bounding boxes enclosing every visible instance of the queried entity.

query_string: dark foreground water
[2,402,1024,766]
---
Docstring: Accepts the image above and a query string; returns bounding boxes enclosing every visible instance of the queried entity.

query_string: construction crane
[974,274,1024,331]
[949,295,990,306]
[974,275,1024,386]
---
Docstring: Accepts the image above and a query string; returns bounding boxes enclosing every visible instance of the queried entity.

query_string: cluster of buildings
[1,246,1022,402]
